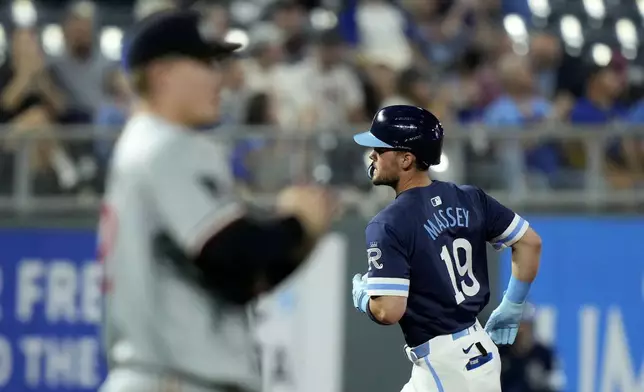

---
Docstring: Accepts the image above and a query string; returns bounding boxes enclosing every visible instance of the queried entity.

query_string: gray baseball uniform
[98,113,259,392]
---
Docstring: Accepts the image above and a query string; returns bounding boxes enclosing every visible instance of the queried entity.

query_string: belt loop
[404,345,420,363]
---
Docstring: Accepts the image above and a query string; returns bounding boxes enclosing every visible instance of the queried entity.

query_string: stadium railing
[1,123,644,214]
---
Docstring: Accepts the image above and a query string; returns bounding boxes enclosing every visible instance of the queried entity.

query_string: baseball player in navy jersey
[350,105,542,392]
[98,9,334,392]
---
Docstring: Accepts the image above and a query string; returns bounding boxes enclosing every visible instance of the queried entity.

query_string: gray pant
[99,368,253,392]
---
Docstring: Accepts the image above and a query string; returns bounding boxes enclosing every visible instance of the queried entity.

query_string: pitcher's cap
[122,9,241,72]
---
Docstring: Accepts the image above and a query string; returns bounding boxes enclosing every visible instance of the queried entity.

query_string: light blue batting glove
[352,274,369,313]
[484,297,524,345]
[484,276,531,345]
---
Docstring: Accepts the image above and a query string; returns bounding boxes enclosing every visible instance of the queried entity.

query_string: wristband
[359,291,369,313]
[366,299,388,325]
[505,275,531,304]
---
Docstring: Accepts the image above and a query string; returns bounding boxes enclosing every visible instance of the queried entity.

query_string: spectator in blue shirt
[625,99,644,125]
[622,99,644,183]
[483,53,565,188]
[93,67,131,164]
[569,63,642,188]
[569,64,626,123]
[627,99,644,122]
[231,92,273,188]
[446,48,486,124]
[529,32,562,100]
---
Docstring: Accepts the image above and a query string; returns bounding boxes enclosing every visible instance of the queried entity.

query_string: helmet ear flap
[424,138,443,167]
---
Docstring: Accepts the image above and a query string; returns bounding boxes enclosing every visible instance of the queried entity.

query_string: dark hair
[273,0,299,11]
[245,93,272,125]
[397,68,424,99]
[270,0,301,17]
[314,29,344,48]
[455,48,483,74]
[415,156,430,171]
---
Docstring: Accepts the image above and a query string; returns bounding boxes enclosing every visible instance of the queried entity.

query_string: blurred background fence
[0,0,643,391]
[3,125,644,213]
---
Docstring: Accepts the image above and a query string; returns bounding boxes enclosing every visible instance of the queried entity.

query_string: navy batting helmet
[353,105,444,169]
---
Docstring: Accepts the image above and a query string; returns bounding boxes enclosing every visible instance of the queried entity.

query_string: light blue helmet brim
[353,131,394,148]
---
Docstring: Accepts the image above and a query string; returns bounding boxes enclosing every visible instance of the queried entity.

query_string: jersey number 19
[440,238,481,304]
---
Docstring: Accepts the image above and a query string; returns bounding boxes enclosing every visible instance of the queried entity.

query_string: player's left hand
[484,297,525,345]
[352,274,369,313]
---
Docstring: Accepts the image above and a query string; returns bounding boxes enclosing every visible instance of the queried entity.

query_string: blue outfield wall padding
[499,216,644,392]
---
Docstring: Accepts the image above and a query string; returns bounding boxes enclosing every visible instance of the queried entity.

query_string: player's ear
[148,60,175,92]
[145,63,164,95]
[401,152,414,170]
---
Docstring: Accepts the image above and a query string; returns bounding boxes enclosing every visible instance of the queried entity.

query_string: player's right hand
[352,274,369,313]
[483,298,525,345]
[276,185,336,239]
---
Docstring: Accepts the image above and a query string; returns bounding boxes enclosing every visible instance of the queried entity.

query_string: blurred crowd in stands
[2,0,644,198]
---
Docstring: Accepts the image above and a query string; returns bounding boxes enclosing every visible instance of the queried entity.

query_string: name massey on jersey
[423,207,470,240]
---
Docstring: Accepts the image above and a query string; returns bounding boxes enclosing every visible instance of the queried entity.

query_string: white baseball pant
[400,320,501,392]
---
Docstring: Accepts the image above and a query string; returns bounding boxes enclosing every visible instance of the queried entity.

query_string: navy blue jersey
[364,181,529,347]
